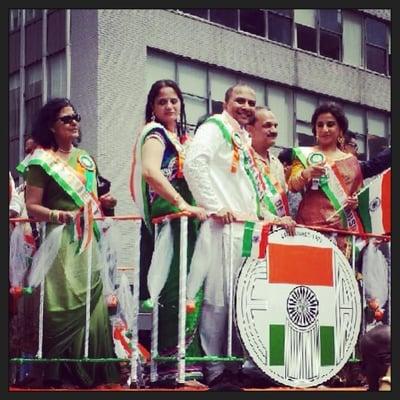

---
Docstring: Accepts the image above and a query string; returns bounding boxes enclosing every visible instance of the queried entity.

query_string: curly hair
[311,102,348,136]
[31,98,80,149]
[144,80,187,137]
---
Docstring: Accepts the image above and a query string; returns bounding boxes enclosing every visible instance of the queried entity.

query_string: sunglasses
[58,113,81,124]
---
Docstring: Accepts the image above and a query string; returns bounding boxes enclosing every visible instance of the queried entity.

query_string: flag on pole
[358,168,391,234]
[241,221,270,258]
[266,243,336,373]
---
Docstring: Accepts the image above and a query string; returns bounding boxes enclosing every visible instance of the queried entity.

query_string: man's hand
[99,193,117,210]
[275,216,296,236]
[212,208,236,224]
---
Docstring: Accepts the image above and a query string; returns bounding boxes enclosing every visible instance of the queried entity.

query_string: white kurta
[184,111,258,307]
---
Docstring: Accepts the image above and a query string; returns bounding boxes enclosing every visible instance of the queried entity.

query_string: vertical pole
[83,239,93,358]
[150,223,160,383]
[227,223,234,357]
[129,219,141,386]
[36,222,46,359]
[177,216,188,384]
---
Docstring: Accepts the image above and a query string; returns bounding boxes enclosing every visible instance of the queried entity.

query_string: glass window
[179,9,208,19]
[366,46,386,74]
[10,9,21,31]
[366,18,387,47]
[267,85,293,148]
[47,51,67,98]
[239,77,265,106]
[296,92,317,122]
[342,11,362,67]
[177,61,207,98]
[268,12,292,45]
[209,69,237,101]
[47,9,66,55]
[319,30,340,60]
[210,9,238,29]
[146,52,175,94]
[367,110,387,137]
[25,62,42,134]
[343,104,364,134]
[296,24,316,52]
[319,9,341,33]
[25,18,42,65]
[9,73,20,141]
[240,9,265,37]
[183,95,208,128]
[25,9,38,23]
[294,9,315,28]
[365,17,388,74]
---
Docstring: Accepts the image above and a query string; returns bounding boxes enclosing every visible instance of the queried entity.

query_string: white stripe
[368,174,384,233]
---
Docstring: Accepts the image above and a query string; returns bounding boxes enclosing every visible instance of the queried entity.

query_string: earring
[337,135,344,148]
[151,113,155,122]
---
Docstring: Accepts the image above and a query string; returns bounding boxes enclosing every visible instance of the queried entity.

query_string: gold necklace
[58,147,73,154]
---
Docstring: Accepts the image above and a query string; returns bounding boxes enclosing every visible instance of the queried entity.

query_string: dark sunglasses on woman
[58,113,81,124]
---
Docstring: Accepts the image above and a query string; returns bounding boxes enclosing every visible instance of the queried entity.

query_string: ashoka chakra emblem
[287,286,319,328]
[369,196,381,212]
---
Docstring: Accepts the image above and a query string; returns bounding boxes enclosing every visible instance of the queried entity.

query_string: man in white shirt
[184,84,271,390]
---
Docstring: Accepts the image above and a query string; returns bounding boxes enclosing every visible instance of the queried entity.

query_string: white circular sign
[235,227,361,388]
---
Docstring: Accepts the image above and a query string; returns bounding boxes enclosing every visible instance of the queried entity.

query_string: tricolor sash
[130,122,189,230]
[253,153,289,217]
[293,147,364,232]
[17,148,102,253]
[207,116,266,218]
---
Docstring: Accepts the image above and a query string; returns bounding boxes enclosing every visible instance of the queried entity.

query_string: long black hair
[144,79,187,137]
[31,97,81,149]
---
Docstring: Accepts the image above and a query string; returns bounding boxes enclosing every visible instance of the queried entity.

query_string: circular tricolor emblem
[78,154,95,171]
[307,151,326,166]
[235,227,361,388]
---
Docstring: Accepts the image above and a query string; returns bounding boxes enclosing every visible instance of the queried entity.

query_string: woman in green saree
[23,98,120,388]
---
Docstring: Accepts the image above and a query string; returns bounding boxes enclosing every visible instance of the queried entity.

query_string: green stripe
[207,117,233,146]
[320,326,335,366]
[242,221,255,257]
[269,324,285,365]
[358,187,372,232]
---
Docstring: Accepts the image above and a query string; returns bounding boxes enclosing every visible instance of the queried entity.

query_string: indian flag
[241,221,269,259]
[266,243,336,379]
[358,168,391,234]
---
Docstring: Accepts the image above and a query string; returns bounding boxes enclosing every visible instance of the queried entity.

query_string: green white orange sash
[253,153,289,217]
[207,116,266,218]
[293,147,364,232]
[17,148,102,254]
[130,122,188,230]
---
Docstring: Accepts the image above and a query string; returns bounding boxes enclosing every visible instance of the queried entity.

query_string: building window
[295,92,317,146]
[47,51,67,98]
[295,9,317,53]
[210,9,238,30]
[319,9,341,60]
[365,17,388,74]
[10,9,21,31]
[342,11,362,67]
[240,9,265,37]
[268,10,293,46]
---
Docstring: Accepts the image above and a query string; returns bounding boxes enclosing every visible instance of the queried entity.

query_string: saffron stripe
[382,169,391,233]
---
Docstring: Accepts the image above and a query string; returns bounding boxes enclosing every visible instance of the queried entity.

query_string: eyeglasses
[266,132,278,138]
[57,113,81,124]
